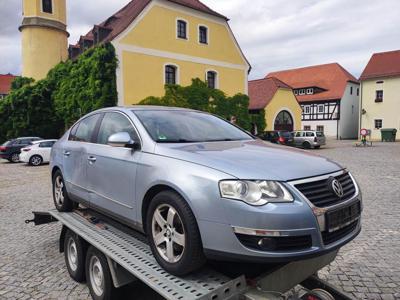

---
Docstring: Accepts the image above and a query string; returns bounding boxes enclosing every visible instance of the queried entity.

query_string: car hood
[154,140,342,181]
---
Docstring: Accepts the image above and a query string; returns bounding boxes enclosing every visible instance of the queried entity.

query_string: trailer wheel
[64,230,86,282]
[86,246,116,300]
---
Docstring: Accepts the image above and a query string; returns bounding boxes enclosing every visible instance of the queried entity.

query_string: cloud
[0,0,399,80]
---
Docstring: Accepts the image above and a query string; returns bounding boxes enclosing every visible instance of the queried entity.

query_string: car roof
[16,137,42,140]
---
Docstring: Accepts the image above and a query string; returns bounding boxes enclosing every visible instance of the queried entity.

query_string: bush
[139,78,265,132]
[0,44,118,142]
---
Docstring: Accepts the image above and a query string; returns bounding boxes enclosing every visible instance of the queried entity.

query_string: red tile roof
[266,63,358,103]
[360,50,400,80]
[0,74,16,95]
[248,77,293,110]
[77,0,228,45]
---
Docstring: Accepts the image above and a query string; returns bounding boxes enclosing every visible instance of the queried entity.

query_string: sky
[1,0,399,80]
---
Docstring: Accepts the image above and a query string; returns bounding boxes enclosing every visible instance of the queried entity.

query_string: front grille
[236,234,312,252]
[322,220,358,245]
[294,172,356,207]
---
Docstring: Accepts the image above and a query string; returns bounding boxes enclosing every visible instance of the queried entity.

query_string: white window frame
[163,63,180,85]
[306,88,313,95]
[198,24,209,45]
[374,119,383,130]
[294,90,298,95]
[176,18,189,40]
[205,69,219,89]
[318,104,324,113]
[304,105,310,114]
[40,0,54,14]
[299,89,305,95]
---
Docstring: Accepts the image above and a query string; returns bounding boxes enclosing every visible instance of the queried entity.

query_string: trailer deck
[27,210,354,300]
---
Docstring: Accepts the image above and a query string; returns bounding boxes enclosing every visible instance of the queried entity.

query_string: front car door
[62,114,101,205]
[86,111,141,224]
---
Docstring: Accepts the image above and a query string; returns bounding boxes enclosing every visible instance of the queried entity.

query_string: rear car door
[86,111,141,222]
[62,114,101,205]
[38,141,56,162]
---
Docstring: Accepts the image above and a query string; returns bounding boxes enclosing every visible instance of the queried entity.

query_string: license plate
[326,201,361,232]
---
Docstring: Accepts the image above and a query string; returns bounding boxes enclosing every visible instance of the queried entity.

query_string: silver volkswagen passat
[50,106,362,276]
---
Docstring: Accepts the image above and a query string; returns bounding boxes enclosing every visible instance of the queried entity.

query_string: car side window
[295,132,302,137]
[96,112,139,145]
[39,141,55,148]
[306,132,314,137]
[73,114,100,143]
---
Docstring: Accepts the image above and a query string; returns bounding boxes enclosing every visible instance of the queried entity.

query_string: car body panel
[19,140,57,163]
[50,106,362,263]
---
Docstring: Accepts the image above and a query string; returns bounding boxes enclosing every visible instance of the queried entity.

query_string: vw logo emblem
[331,178,344,198]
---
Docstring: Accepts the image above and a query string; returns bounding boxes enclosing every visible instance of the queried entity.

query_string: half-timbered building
[266,63,360,139]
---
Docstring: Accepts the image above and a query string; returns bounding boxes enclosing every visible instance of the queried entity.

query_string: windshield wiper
[157,139,200,143]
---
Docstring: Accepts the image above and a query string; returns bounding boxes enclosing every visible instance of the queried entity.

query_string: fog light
[257,238,277,251]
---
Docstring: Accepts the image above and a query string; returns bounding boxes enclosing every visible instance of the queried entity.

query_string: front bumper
[199,176,362,262]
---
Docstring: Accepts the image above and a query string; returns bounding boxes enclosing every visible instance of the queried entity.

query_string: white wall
[301,120,338,137]
[339,82,360,139]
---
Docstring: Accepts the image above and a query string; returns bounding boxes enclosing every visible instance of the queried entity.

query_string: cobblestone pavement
[0,140,399,299]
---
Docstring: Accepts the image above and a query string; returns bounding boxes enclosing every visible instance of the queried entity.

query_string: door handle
[87,156,97,163]
[63,151,71,157]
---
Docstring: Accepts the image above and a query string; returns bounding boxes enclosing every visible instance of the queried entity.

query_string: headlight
[219,180,294,206]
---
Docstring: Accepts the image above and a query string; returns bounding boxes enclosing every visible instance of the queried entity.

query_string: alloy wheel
[54,176,65,206]
[151,204,186,263]
[11,153,19,163]
[31,156,42,166]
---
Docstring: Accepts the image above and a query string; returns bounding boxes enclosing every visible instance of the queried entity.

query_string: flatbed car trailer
[26,209,354,300]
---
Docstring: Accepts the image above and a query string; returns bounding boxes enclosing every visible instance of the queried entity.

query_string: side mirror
[108,132,138,149]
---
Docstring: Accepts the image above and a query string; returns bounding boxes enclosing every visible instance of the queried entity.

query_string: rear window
[279,132,291,138]
[2,141,11,146]
[316,132,324,137]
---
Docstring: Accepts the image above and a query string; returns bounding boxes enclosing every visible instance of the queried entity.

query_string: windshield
[133,110,253,143]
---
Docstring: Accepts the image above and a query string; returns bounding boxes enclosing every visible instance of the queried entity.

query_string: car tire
[146,190,206,276]
[302,142,311,149]
[52,170,74,212]
[29,155,43,166]
[85,246,116,300]
[10,153,19,163]
[314,145,321,149]
[64,230,86,282]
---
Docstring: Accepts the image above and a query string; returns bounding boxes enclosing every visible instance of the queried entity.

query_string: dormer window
[306,88,313,95]
[42,0,53,14]
[199,26,208,44]
[177,20,187,39]
[299,89,305,95]
[294,90,298,95]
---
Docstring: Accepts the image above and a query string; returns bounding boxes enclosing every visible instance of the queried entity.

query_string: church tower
[20,0,69,80]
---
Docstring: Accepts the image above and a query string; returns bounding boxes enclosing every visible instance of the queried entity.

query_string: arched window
[165,65,177,85]
[177,20,187,39]
[199,26,208,44]
[206,71,217,89]
[42,0,53,13]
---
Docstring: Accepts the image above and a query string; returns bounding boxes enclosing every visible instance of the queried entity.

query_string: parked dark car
[0,137,42,162]
[259,130,294,146]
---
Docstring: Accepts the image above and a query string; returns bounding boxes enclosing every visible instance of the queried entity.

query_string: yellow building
[248,77,302,132]
[360,50,400,141]
[69,0,251,105]
[20,0,69,80]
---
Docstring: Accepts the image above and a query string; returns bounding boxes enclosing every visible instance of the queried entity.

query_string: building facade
[20,0,69,80]
[266,63,360,139]
[0,74,16,100]
[360,50,400,140]
[248,77,302,132]
[69,0,250,105]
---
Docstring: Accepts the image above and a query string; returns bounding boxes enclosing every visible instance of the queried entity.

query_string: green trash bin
[381,128,397,142]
